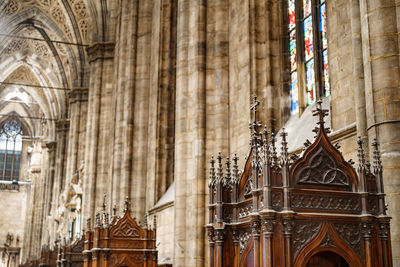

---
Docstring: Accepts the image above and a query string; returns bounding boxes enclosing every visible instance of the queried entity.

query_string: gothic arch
[294,222,363,267]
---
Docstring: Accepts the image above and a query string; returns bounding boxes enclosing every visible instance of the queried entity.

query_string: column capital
[55,119,70,132]
[86,42,115,62]
[68,88,89,104]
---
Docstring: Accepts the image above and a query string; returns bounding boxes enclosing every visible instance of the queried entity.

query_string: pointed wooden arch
[294,222,363,267]
[290,121,359,191]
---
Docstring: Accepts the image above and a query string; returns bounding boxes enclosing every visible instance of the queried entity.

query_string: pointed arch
[294,222,363,267]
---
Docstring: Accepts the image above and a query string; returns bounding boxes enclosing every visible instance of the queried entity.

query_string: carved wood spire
[372,138,382,172]
[280,128,288,163]
[261,126,269,162]
[270,132,278,166]
[217,152,223,183]
[224,157,231,187]
[249,95,261,136]
[209,155,216,188]
[312,99,328,126]
[232,153,239,184]
[357,136,366,168]
[123,196,130,212]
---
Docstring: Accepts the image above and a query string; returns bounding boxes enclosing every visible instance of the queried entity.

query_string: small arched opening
[306,251,350,267]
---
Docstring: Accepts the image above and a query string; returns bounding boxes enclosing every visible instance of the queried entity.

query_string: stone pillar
[174,0,206,265]
[146,0,177,211]
[83,42,114,226]
[41,141,56,248]
[65,88,88,190]
[350,0,369,153]
[359,0,400,264]
[130,0,152,220]
[111,0,138,211]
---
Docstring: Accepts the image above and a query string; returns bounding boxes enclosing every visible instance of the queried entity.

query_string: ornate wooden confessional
[83,198,157,267]
[207,97,393,267]
[58,236,85,267]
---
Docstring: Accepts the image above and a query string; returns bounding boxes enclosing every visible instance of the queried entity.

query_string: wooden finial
[249,95,262,137]
[113,204,117,217]
[217,152,223,182]
[232,153,239,183]
[312,99,329,125]
[124,196,130,212]
[270,132,278,165]
[372,138,382,171]
[224,157,231,186]
[280,128,288,161]
[102,193,107,211]
[209,155,216,188]
[357,136,365,167]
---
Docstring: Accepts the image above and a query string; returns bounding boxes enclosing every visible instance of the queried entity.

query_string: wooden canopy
[83,199,157,267]
[207,98,392,267]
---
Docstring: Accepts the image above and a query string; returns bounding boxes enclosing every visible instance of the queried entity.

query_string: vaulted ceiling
[0,0,96,139]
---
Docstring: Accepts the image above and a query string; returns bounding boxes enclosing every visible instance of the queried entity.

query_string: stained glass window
[0,120,23,181]
[288,0,330,114]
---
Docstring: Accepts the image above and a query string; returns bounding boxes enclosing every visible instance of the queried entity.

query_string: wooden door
[306,251,349,267]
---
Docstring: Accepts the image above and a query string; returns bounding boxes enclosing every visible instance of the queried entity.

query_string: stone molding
[86,42,115,62]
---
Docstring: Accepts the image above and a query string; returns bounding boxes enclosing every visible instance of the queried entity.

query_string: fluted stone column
[41,141,56,249]
[174,0,206,266]
[82,42,115,226]
[111,0,139,212]
[146,0,177,211]
[65,88,88,189]
[359,0,400,264]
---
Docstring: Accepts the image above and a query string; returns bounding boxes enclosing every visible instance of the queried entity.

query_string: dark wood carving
[83,199,157,267]
[207,97,393,267]
[59,236,85,267]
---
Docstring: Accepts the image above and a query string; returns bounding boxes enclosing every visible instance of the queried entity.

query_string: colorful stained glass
[306,59,316,105]
[303,0,311,18]
[290,71,299,114]
[322,49,330,96]
[320,2,327,49]
[288,0,296,30]
[289,30,297,71]
[303,16,314,61]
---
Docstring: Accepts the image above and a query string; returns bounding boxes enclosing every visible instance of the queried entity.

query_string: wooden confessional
[83,200,157,267]
[58,236,84,267]
[207,98,393,267]
[38,245,58,267]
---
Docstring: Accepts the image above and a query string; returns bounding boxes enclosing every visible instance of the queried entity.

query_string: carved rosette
[320,232,336,248]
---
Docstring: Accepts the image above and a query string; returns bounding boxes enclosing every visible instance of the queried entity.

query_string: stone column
[83,42,114,226]
[174,0,206,265]
[111,0,138,211]
[130,0,152,220]
[41,141,56,248]
[359,0,400,264]
[146,0,177,211]
[350,0,369,153]
[65,88,88,190]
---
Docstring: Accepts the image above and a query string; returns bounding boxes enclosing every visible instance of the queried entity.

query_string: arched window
[0,120,23,181]
[288,0,329,114]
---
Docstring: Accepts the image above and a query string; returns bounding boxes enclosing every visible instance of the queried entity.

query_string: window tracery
[0,120,23,182]
[288,0,330,115]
